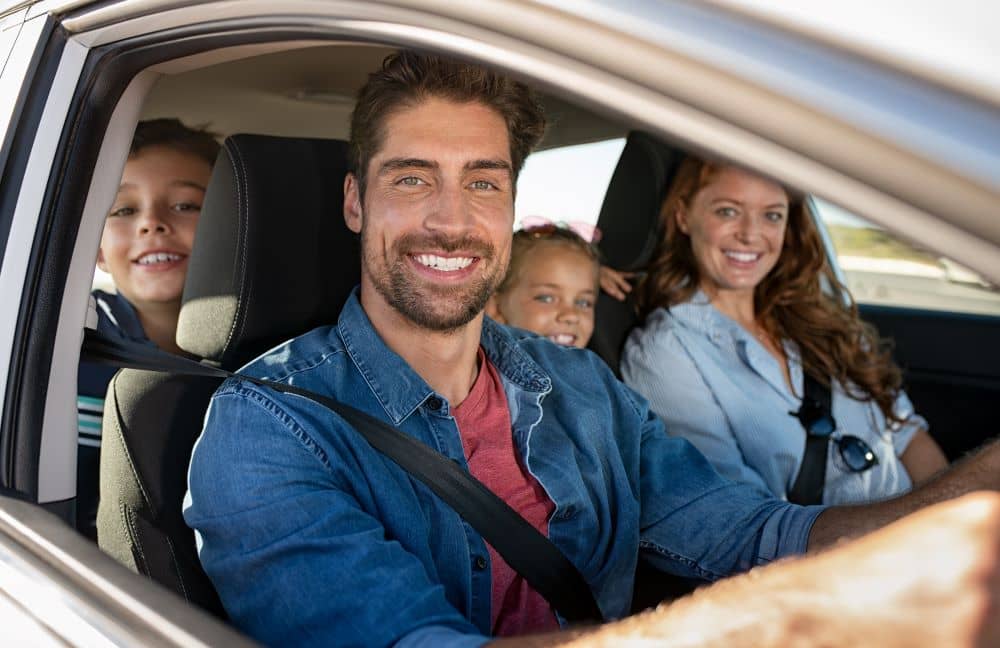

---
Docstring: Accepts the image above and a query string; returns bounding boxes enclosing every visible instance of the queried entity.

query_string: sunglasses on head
[792,398,879,473]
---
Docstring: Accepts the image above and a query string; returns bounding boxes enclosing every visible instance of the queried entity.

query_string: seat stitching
[122,503,149,576]
[224,139,252,356]
[162,533,189,600]
[111,375,154,512]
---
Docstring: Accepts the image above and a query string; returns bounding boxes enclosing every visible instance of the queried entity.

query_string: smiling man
[184,52,1000,648]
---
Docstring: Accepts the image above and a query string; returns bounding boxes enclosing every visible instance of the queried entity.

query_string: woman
[614,156,948,505]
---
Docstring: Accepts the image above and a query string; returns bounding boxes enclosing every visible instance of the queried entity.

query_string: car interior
[11,29,997,634]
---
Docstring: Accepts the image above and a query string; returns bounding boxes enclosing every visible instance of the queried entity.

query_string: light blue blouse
[622,293,924,505]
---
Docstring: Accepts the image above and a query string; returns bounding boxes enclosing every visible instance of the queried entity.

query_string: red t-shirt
[452,349,559,637]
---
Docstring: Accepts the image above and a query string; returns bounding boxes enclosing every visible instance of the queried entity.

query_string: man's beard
[362,229,507,332]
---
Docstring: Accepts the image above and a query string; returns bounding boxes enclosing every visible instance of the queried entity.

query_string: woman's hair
[636,156,904,421]
[496,226,601,294]
[130,118,221,166]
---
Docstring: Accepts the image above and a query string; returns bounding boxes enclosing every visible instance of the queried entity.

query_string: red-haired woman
[612,157,948,505]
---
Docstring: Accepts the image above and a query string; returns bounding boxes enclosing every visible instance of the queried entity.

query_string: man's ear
[344,173,363,234]
[485,295,506,323]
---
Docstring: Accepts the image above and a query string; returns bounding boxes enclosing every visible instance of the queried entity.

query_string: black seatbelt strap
[82,329,603,623]
[787,373,833,505]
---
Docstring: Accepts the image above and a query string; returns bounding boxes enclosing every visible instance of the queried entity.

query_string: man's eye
[470,180,496,191]
[399,176,425,186]
[533,294,554,304]
[109,206,135,217]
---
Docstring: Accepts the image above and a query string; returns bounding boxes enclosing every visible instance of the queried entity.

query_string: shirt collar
[336,288,550,425]
[669,289,803,399]
[667,289,731,347]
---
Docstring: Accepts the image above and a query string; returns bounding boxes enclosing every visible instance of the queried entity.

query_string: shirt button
[474,555,488,571]
[427,396,443,410]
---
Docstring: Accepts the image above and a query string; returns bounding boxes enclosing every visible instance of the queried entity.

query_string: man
[184,52,1000,647]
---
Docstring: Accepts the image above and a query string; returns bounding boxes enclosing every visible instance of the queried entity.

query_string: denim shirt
[184,290,824,647]
[622,294,922,506]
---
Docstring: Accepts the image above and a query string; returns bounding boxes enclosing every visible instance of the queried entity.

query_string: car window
[813,197,1000,315]
[514,138,626,229]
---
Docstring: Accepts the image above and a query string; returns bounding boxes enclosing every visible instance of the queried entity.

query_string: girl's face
[489,242,598,348]
[677,165,789,299]
[98,146,211,311]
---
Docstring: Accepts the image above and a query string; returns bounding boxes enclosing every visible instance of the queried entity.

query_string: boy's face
[489,243,597,348]
[98,146,211,311]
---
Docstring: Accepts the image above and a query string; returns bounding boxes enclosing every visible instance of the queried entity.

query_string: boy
[77,118,219,539]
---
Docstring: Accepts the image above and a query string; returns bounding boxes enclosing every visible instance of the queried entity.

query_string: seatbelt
[787,373,834,505]
[81,329,603,623]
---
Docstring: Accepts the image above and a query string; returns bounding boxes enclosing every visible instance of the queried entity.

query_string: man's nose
[424,184,474,233]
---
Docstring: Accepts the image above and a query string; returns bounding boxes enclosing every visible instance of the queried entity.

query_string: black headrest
[177,135,360,368]
[589,132,684,375]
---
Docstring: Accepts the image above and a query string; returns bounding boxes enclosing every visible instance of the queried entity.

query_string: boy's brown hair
[130,118,220,165]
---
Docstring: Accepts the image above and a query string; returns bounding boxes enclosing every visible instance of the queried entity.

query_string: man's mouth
[413,254,475,272]
[723,249,762,263]
[547,333,577,346]
[134,252,185,265]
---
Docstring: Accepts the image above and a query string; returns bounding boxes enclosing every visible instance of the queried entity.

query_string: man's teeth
[136,252,183,265]
[724,250,760,263]
[414,254,474,271]
[548,334,576,346]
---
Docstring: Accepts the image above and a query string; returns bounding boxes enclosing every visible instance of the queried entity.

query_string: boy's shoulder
[91,289,148,341]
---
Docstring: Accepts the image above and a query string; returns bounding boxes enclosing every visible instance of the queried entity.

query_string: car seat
[97,134,359,617]
[588,131,684,376]
[588,132,707,608]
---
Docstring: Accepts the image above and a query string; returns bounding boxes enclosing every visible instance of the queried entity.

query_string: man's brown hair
[349,50,547,197]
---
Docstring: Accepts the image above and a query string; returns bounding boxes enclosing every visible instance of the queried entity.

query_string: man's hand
[809,439,1000,549]
[557,493,1000,647]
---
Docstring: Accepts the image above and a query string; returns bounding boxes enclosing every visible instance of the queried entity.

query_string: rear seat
[588,132,684,376]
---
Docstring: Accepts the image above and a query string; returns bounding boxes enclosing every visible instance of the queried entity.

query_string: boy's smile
[98,146,211,311]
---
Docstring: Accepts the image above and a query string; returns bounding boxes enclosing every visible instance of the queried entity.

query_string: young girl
[487,223,601,348]
[77,118,220,538]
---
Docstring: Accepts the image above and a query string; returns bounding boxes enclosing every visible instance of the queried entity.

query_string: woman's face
[677,165,789,299]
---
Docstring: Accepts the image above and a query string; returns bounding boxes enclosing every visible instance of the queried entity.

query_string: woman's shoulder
[627,299,716,345]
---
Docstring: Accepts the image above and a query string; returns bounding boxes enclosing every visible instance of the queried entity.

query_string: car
[0,0,998,644]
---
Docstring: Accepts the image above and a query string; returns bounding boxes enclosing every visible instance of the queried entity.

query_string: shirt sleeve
[184,383,488,648]
[622,323,772,495]
[887,388,926,458]
[629,396,825,581]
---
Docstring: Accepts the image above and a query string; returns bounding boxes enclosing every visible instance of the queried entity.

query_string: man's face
[345,97,515,331]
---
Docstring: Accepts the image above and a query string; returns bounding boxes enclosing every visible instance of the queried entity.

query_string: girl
[487,223,601,349]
